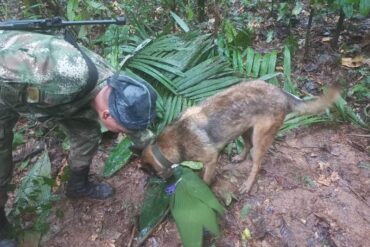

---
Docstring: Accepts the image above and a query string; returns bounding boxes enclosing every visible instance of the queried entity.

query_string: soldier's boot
[65,167,114,200]
[0,207,17,247]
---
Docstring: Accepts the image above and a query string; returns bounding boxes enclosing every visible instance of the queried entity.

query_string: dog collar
[152,143,174,169]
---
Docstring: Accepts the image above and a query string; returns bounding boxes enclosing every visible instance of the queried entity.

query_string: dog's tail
[287,85,341,115]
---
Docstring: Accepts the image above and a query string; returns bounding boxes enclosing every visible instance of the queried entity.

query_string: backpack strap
[63,30,98,99]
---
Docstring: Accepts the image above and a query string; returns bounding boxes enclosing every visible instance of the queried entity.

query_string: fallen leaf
[341,56,364,68]
[317,174,331,186]
[241,228,252,240]
[91,234,98,241]
[322,37,332,42]
[318,161,330,171]
[317,171,340,186]
[53,158,68,192]
[329,171,340,182]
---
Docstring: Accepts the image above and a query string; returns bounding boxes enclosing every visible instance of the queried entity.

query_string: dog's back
[174,80,339,149]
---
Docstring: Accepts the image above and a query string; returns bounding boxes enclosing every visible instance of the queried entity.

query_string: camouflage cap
[107,74,157,131]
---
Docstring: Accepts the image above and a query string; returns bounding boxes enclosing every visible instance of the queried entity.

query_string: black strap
[63,30,98,99]
[152,143,173,169]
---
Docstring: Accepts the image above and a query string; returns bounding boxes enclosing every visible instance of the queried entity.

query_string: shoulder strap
[63,30,98,99]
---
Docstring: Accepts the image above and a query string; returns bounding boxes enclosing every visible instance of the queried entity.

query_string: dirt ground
[37,124,369,247]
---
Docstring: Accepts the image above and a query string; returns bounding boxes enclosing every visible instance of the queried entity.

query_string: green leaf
[85,0,108,10]
[258,72,282,81]
[279,113,326,137]
[240,203,252,219]
[224,20,237,43]
[121,33,241,132]
[292,1,304,16]
[342,3,353,17]
[266,30,274,43]
[283,46,295,93]
[170,11,190,32]
[102,137,133,178]
[12,131,25,148]
[334,96,368,128]
[138,178,170,241]
[66,0,78,21]
[252,53,262,77]
[169,167,224,247]
[232,49,238,71]
[260,54,270,76]
[11,150,52,220]
[173,167,224,215]
[359,0,370,16]
[183,76,241,97]
[237,50,244,73]
[268,50,277,74]
[20,151,51,202]
[246,47,255,76]
[180,161,204,170]
[128,61,178,94]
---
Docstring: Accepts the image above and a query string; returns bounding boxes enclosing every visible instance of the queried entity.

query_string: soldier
[0,31,157,247]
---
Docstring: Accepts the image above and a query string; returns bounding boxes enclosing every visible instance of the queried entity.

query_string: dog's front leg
[202,156,219,185]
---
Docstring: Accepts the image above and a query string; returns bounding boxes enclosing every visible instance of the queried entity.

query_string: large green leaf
[102,137,133,178]
[10,150,53,228]
[170,167,224,247]
[174,167,224,214]
[13,151,51,207]
[138,178,170,241]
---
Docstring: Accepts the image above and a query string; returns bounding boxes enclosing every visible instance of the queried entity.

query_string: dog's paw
[239,182,253,194]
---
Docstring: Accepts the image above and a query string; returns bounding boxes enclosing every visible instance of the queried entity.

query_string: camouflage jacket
[0,30,115,120]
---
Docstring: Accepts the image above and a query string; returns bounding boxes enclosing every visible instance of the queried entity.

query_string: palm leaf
[120,32,241,131]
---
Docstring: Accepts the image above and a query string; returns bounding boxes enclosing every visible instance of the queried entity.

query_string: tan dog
[142,80,340,193]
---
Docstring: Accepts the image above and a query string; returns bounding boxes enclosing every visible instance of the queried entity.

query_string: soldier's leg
[58,118,113,199]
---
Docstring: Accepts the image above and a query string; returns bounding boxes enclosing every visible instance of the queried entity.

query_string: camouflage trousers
[0,104,101,207]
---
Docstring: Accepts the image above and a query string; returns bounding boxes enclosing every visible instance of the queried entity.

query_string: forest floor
[38,124,369,247]
[5,3,370,247]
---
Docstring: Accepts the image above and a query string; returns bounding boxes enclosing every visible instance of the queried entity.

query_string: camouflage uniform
[0,30,115,206]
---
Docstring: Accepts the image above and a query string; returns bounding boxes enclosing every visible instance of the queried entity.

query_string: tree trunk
[304,7,315,60]
[198,0,205,22]
[331,9,345,49]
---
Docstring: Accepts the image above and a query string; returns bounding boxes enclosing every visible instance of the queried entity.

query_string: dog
[141,80,340,193]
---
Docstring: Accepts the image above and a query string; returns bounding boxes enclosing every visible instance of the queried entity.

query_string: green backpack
[0,30,114,109]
